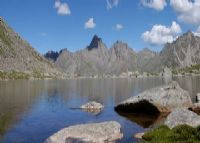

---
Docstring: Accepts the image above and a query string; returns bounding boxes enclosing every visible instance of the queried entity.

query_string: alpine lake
[0,76,200,143]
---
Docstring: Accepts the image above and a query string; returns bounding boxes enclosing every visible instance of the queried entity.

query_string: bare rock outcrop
[115,81,192,114]
[164,108,200,129]
[45,121,123,143]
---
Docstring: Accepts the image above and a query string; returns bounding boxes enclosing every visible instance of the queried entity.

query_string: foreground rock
[80,101,104,111]
[165,108,200,129]
[45,121,123,143]
[115,81,192,114]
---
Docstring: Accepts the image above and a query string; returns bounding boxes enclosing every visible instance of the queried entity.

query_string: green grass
[0,71,29,80]
[0,70,57,80]
[141,125,200,143]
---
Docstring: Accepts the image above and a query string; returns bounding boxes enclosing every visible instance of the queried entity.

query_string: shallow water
[0,77,199,143]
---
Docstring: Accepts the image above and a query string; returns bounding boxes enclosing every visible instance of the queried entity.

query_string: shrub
[141,124,200,143]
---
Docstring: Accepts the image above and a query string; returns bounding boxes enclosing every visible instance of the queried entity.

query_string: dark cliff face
[44,51,59,62]
[87,35,104,51]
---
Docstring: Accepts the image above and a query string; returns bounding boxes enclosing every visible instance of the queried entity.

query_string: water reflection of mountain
[0,80,50,137]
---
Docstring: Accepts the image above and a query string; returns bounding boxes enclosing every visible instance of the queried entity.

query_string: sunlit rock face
[45,121,123,143]
[115,81,192,114]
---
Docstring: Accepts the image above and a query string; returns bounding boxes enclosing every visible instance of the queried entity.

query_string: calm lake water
[0,77,200,143]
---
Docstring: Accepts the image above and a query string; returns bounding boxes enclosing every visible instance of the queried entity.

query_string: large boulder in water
[115,81,192,114]
[45,121,123,143]
[165,108,200,129]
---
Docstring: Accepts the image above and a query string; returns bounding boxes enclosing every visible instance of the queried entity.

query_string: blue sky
[0,0,200,54]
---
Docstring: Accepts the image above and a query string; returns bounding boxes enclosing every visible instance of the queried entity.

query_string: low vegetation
[0,25,12,47]
[141,125,200,143]
[172,64,200,75]
[0,70,57,80]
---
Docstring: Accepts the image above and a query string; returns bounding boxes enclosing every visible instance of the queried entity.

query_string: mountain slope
[0,17,60,78]
[160,31,200,68]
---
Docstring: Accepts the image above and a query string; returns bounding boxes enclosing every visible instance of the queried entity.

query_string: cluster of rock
[114,81,200,141]
[45,81,200,142]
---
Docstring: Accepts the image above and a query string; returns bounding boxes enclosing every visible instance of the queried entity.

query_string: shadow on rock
[115,111,167,128]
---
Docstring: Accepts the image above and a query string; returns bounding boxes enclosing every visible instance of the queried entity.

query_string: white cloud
[193,26,200,37]
[141,0,167,11]
[85,18,96,29]
[170,0,200,25]
[142,21,182,46]
[106,0,119,9]
[115,24,123,30]
[54,0,71,16]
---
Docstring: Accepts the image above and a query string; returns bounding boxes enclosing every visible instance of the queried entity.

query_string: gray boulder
[45,121,123,143]
[165,108,200,129]
[115,81,192,114]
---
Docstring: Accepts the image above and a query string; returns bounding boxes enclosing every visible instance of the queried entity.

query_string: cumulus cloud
[142,21,182,46]
[106,0,119,9]
[141,0,167,11]
[194,26,200,37]
[85,18,96,29]
[170,0,200,25]
[115,24,123,30]
[54,0,71,16]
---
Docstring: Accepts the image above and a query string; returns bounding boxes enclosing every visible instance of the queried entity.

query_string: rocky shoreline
[43,79,200,143]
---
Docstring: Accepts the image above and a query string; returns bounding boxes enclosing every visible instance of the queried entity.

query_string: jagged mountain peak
[113,41,128,46]
[139,48,152,53]
[59,48,69,54]
[87,35,106,51]
[44,50,59,62]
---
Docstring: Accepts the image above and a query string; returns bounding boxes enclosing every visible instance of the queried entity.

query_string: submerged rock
[165,108,200,129]
[80,101,104,111]
[45,121,123,143]
[115,81,192,114]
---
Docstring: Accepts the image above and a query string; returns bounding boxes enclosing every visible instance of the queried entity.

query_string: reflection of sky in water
[0,77,199,143]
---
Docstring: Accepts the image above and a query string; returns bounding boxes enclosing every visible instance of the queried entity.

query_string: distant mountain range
[44,32,200,76]
[0,17,199,78]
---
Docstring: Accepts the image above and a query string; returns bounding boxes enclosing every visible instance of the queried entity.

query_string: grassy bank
[172,64,200,75]
[0,71,57,80]
[141,125,200,143]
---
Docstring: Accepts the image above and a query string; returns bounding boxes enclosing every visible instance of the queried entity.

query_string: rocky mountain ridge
[45,31,200,77]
